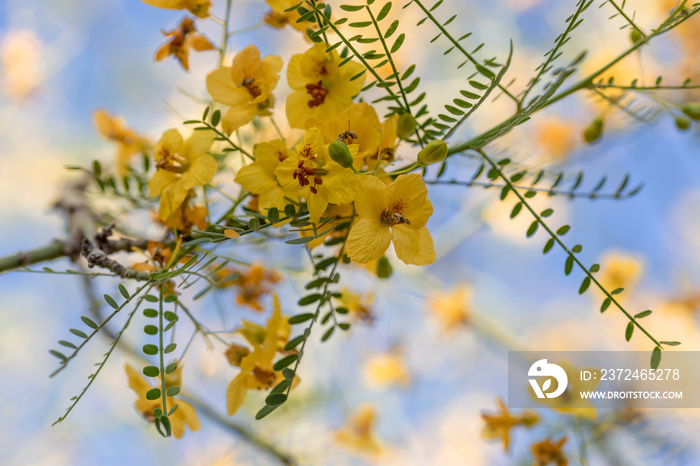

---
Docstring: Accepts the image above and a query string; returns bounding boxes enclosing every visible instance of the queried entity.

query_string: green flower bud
[328,140,354,168]
[376,256,393,279]
[583,118,604,144]
[629,28,643,44]
[675,115,690,131]
[417,140,448,166]
[396,113,416,139]
[681,103,700,121]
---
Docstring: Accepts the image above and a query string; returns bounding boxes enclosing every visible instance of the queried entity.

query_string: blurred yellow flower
[226,295,292,415]
[531,437,568,466]
[125,364,200,438]
[93,110,150,175]
[429,286,471,333]
[597,250,644,295]
[155,17,214,71]
[141,0,211,18]
[154,202,208,233]
[235,139,298,214]
[207,45,283,134]
[481,398,538,451]
[148,128,216,222]
[264,0,314,35]
[286,43,365,129]
[306,102,381,170]
[347,173,435,265]
[275,127,359,224]
[364,349,410,389]
[337,287,375,322]
[335,404,383,455]
[0,30,43,100]
[533,117,577,161]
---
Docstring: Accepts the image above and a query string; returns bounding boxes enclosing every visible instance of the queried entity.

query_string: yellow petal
[307,193,329,225]
[322,163,358,205]
[226,373,249,415]
[222,104,257,134]
[392,225,435,265]
[347,218,391,263]
[125,364,150,397]
[176,400,201,432]
[189,34,214,51]
[355,175,387,219]
[182,154,217,190]
[285,89,314,129]
[236,162,280,195]
[182,129,215,161]
[148,169,178,198]
[206,66,250,107]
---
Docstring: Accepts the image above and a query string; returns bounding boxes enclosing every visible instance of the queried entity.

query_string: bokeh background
[1,0,700,464]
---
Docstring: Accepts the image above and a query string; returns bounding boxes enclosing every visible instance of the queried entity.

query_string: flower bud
[629,28,643,44]
[681,103,700,121]
[376,256,393,279]
[675,115,690,131]
[328,140,354,168]
[583,118,604,144]
[417,140,448,166]
[397,113,416,139]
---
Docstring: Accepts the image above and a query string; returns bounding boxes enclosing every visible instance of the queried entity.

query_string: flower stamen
[306,80,329,108]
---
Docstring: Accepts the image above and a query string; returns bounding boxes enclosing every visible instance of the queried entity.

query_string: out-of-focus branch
[0,176,152,275]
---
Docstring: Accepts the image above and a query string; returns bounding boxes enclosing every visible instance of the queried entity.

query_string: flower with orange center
[233,263,282,312]
[207,45,283,134]
[148,128,216,222]
[93,110,150,175]
[125,364,200,438]
[275,127,359,224]
[347,173,435,265]
[286,43,365,129]
[155,17,214,71]
[141,0,211,18]
[305,102,381,170]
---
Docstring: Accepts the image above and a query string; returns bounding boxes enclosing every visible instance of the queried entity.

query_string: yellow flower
[235,139,298,214]
[226,295,291,415]
[531,437,568,466]
[533,117,576,161]
[335,404,382,455]
[0,30,43,100]
[263,0,314,35]
[305,102,381,170]
[207,45,283,134]
[481,398,538,451]
[337,287,375,322]
[125,364,200,438]
[93,110,150,175]
[155,17,214,71]
[275,128,359,224]
[148,128,216,222]
[141,0,211,18]
[364,349,410,389]
[286,43,365,129]
[429,286,471,333]
[347,173,435,265]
